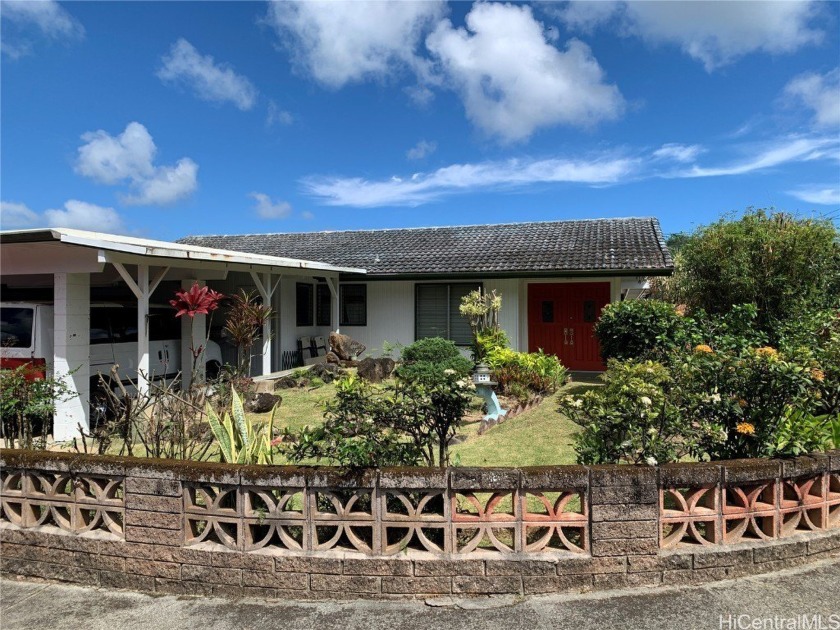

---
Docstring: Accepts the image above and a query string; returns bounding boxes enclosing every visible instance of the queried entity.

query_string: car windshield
[1,307,34,348]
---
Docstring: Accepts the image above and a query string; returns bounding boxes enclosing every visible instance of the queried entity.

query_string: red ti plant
[170,282,224,381]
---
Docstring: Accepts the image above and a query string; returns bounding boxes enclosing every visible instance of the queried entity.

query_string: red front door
[528,282,611,371]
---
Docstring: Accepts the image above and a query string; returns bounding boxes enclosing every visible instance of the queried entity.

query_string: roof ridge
[179,216,656,241]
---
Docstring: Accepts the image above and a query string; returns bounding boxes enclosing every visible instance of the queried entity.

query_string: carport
[0,228,364,441]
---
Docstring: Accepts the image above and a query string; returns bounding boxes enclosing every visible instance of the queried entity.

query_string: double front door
[527,282,611,371]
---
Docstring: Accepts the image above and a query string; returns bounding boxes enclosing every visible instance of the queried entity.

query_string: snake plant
[206,387,275,464]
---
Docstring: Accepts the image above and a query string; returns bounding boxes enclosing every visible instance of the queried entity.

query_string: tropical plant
[170,282,224,380]
[206,387,275,464]
[459,289,505,362]
[223,289,273,376]
[485,347,567,398]
[770,409,839,457]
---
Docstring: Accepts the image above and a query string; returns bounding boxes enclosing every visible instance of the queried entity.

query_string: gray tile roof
[179,217,673,277]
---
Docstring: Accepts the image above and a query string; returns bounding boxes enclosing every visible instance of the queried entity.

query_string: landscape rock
[329,332,366,361]
[273,377,297,390]
[244,392,282,414]
[311,362,345,384]
[325,351,341,365]
[356,357,396,383]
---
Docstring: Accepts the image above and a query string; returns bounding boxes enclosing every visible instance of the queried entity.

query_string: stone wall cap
[780,454,830,479]
[519,466,589,490]
[378,467,448,489]
[659,462,722,487]
[305,467,377,488]
[450,467,520,490]
[723,459,782,484]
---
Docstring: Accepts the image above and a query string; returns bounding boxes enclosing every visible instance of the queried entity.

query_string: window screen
[296,283,314,327]
[316,284,331,327]
[415,283,480,345]
[340,284,367,326]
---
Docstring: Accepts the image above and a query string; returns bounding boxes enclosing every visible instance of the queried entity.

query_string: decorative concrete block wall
[1,450,838,599]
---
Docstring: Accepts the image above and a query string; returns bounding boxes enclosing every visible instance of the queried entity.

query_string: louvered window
[415,283,481,345]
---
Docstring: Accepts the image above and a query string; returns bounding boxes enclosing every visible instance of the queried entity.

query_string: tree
[669,209,840,339]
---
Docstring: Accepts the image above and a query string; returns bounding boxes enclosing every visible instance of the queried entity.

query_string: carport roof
[0,228,367,275]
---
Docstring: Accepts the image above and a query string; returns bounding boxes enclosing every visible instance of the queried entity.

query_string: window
[316,284,331,327]
[583,300,597,323]
[296,283,314,327]
[541,301,554,323]
[0,307,33,348]
[415,283,480,345]
[340,284,367,326]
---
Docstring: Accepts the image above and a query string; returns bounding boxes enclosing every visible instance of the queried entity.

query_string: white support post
[112,262,165,395]
[53,273,90,441]
[180,279,206,389]
[327,277,340,334]
[137,265,150,395]
[250,271,281,376]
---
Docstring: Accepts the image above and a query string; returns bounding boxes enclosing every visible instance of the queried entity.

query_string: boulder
[311,362,345,384]
[244,392,282,414]
[325,351,341,365]
[329,332,366,361]
[273,376,298,390]
[356,357,396,383]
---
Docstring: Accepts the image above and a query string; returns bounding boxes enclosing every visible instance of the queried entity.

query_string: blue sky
[1,1,838,241]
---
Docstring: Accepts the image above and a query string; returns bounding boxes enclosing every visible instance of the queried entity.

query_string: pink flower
[170,283,224,318]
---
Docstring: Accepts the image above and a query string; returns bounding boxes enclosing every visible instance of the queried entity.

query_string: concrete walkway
[2,559,839,630]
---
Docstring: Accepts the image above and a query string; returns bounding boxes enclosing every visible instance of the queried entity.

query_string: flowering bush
[560,360,695,465]
[595,299,694,362]
[671,345,819,459]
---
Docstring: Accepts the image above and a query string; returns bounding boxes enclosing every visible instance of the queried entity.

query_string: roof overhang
[0,228,367,277]
[338,267,674,281]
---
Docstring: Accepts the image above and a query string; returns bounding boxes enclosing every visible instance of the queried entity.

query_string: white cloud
[1,0,84,58]
[75,122,198,206]
[122,159,198,206]
[673,136,837,178]
[0,201,40,229]
[0,199,126,233]
[157,39,257,110]
[44,200,126,232]
[304,154,638,207]
[426,3,624,143]
[301,134,839,207]
[301,210,315,220]
[652,143,704,163]
[250,192,292,219]
[787,185,840,205]
[406,140,437,160]
[559,1,822,71]
[784,68,840,128]
[266,101,293,126]
[76,122,156,185]
[265,0,445,88]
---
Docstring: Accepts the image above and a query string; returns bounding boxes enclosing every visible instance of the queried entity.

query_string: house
[0,218,671,440]
[180,217,673,372]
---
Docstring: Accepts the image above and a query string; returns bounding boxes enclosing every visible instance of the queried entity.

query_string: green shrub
[692,304,768,355]
[770,409,840,457]
[670,209,840,340]
[396,337,473,384]
[595,300,693,361]
[473,328,509,363]
[560,360,694,465]
[486,347,567,397]
[281,373,473,467]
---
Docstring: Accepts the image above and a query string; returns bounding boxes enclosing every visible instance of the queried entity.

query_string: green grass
[450,398,578,467]
[67,374,598,467]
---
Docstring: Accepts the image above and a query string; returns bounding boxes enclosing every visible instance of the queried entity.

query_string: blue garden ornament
[472,363,507,433]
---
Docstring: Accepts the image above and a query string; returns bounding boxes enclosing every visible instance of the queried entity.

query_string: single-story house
[0,218,671,440]
[180,217,673,372]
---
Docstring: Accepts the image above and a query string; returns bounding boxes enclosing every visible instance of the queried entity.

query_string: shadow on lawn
[563,371,604,396]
